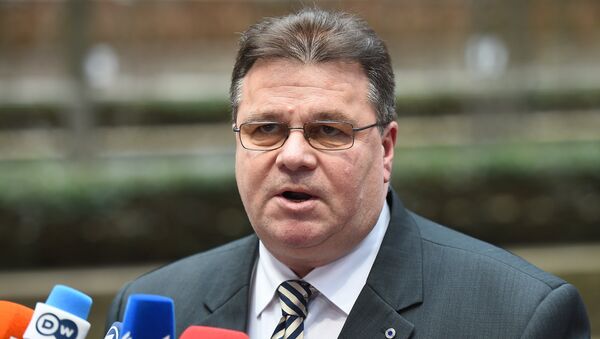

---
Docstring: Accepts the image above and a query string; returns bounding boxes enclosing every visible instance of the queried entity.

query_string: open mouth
[281,191,314,202]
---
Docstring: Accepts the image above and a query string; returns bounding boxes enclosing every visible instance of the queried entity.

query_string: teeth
[282,191,312,201]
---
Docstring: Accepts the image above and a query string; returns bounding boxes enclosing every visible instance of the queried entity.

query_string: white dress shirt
[247,202,390,339]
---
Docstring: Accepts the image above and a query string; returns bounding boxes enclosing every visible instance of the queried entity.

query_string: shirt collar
[253,201,390,316]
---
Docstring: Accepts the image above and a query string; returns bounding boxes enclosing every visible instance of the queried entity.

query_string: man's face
[235,58,397,276]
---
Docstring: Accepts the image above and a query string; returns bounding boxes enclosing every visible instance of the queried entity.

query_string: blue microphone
[120,294,175,339]
[23,284,93,339]
[103,322,122,339]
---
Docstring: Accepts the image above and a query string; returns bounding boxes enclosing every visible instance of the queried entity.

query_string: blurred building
[1,1,599,336]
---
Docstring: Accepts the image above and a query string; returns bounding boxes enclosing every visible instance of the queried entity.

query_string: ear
[382,121,398,183]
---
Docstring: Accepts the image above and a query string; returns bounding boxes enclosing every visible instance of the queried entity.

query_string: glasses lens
[240,122,287,150]
[305,121,354,149]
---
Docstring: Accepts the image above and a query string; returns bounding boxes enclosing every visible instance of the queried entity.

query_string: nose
[275,129,317,171]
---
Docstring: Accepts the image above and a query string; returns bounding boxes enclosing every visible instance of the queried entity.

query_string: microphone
[120,294,175,339]
[103,322,122,339]
[180,326,249,339]
[23,284,93,339]
[0,300,34,338]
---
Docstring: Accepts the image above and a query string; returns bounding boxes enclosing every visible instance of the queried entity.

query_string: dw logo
[36,313,79,339]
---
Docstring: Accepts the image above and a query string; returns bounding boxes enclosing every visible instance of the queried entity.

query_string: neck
[290,266,314,278]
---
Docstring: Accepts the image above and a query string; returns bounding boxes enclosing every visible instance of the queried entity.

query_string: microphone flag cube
[23,284,93,339]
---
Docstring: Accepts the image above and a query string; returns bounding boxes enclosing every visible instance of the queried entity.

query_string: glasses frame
[232,120,385,151]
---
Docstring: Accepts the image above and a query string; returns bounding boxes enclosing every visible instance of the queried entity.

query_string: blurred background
[0,0,598,336]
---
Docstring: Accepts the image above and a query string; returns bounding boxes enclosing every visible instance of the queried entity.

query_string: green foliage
[0,141,598,204]
[0,140,598,268]
[0,156,236,206]
[393,140,600,180]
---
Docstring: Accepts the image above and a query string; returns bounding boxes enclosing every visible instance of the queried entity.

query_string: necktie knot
[272,280,316,339]
[276,280,316,318]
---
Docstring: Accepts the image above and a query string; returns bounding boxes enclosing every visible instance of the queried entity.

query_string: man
[107,8,590,338]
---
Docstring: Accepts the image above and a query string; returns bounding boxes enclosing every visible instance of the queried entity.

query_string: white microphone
[103,322,122,339]
[23,285,93,339]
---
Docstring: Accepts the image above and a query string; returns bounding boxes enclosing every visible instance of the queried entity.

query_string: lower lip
[274,195,318,212]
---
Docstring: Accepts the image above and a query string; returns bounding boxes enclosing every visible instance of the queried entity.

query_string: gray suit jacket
[106,190,590,338]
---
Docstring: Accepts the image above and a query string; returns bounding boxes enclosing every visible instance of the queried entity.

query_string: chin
[273,226,326,249]
[276,232,316,248]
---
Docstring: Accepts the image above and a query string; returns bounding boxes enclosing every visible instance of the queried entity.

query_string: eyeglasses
[232,120,384,151]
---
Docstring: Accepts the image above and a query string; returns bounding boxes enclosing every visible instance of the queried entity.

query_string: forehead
[238,58,372,121]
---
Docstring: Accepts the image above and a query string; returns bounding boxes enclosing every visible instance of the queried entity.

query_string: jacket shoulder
[132,234,258,287]
[411,212,565,288]
[106,235,258,328]
[405,213,590,338]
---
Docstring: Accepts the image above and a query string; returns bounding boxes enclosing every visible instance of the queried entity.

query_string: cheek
[236,152,275,202]
[235,153,259,198]
[334,163,368,202]
[339,150,383,198]
[342,165,353,177]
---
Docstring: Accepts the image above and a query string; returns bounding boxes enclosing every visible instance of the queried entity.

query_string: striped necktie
[271,280,317,339]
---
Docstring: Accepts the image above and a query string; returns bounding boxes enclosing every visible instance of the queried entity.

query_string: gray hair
[230,8,396,127]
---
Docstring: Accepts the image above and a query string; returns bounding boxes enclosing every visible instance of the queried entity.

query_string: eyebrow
[312,111,354,122]
[242,111,355,123]
[243,112,281,122]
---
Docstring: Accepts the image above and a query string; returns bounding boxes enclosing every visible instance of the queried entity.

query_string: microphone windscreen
[23,284,93,339]
[121,294,175,339]
[46,284,93,320]
[180,326,249,339]
[103,321,122,339]
[0,300,34,338]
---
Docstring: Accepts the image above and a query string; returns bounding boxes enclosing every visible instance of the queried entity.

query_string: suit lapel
[339,189,423,339]
[191,236,259,332]
[338,285,415,339]
[197,285,251,331]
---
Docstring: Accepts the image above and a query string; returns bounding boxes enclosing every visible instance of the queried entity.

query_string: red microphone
[180,326,249,339]
[0,300,34,338]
